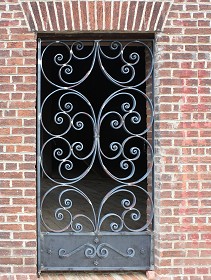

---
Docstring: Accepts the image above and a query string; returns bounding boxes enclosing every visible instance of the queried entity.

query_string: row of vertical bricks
[21,1,171,32]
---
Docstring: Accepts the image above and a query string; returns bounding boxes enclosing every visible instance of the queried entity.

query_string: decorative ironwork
[59,243,135,259]
[41,184,153,233]
[41,185,96,233]
[40,88,97,184]
[97,87,154,185]
[97,185,153,232]
[40,40,153,89]
[39,40,154,234]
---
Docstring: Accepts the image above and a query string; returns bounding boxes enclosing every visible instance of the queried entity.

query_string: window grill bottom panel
[40,233,152,271]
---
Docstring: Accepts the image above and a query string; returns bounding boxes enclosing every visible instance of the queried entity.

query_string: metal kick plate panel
[41,233,151,271]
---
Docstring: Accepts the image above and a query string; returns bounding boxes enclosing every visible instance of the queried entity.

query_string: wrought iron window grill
[37,39,154,272]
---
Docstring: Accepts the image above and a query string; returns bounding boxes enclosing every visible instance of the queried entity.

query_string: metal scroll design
[40,40,153,89]
[41,184,153,233]
[40,88,97,184]
[97,88,154,184]
[59,243,135,259]
[97,185,153,233]
[40,40,154,234]
[41,41,97,88]
[41,185,96,233]
[97,40,153,88]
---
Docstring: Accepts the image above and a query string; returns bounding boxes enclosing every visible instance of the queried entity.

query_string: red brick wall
[0,0,37,278]
[154,1,211,279]
[0,1,210,279]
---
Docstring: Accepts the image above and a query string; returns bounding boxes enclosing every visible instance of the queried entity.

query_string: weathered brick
[55,2,65,31]
[47,1,58,30]
[30,2,43,30]
[63,1,72,30]
[72,1,80,30]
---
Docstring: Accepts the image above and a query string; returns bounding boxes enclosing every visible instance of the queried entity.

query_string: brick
[30,2,42,31]
[17,67,36,74]
[0,267,11,273]
[0,258,23,265]
[63,1,72,30]
[96,0,103,30]
[0,224,22,231]
[112,1,120,30]
[0,136,22,144]
[142,2,153,31]
[149,2,162,31]
[157,2,171,31]
[36,2,47,31]
[13,266,36,274]
[12,198,35,205]
[56,2,65,31]
[80,1,88,30]
[88,1,95,30]
[119,1,128,30]
[21,2,36,31]
[47,1,58,30]
[72,1,80,30]
[13,232,36,240]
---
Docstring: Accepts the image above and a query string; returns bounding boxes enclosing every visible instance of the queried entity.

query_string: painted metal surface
[41,233,151,271]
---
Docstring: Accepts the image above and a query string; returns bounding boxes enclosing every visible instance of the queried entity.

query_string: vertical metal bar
[150,39,155,269]
[150,231,155,269]
[151,39,155,232]
[36,38,42,276]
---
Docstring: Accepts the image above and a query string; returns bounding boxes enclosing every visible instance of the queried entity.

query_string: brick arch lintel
[20,1,173,33]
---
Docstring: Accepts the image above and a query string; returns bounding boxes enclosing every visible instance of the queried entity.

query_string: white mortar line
[124,0,130,31]
[53,1,60,30]
[147,1,155,31]
[69,0,75,30]
[62,0,68,30]
[102,0,105,30]
[78,0,82,30]
[37,2,45,31]
[86,0,90,30]
[19,2,31,31]
[117,0,123,30]
[28,2,38,31]
[45,1,53,31]
[154,1,164,31]
[95,0,98,30]
[110,0,114,30]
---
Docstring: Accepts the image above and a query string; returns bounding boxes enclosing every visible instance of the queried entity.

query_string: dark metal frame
[37,38,155,274]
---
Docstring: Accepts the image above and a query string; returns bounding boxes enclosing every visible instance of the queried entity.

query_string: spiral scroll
[98,40,154,87]
[59,242,135,259]
[40,89,97,184]
[97,185,153,232]
[41,41,97,88]
[41,185,96,232]
[97,88,154,184]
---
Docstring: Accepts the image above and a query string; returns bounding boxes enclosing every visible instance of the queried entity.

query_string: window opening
[37,38,154,272]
